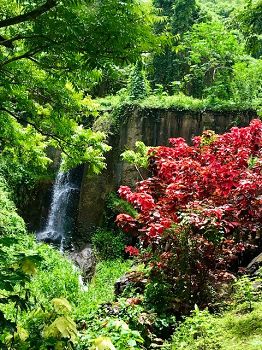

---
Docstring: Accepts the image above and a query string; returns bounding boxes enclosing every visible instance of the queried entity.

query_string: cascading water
[37,168,80,251]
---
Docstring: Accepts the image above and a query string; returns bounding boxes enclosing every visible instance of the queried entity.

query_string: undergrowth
[97,93,260,114]
[170,301,262,350]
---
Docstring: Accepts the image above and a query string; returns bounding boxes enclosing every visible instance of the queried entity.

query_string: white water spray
[37,171,78,251]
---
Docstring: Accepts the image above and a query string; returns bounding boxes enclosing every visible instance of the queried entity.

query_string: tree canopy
[0,0,158,185]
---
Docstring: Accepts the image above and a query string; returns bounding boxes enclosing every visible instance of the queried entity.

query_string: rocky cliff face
[76,108,257,240]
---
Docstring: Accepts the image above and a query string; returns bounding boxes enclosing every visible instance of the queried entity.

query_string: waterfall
[37,169,80,251]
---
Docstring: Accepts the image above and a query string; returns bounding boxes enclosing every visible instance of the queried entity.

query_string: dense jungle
[0,0,262,349]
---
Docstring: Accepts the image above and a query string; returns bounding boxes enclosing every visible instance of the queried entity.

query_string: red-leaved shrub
[116,119,262,312]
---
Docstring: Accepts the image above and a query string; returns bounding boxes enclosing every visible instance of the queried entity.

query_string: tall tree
[151,0,199,91]
[236,0,262,58]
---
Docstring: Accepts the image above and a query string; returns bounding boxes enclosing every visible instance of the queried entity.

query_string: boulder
[114,271,148,296]
[247,252,262,276]
[68,244,96,282]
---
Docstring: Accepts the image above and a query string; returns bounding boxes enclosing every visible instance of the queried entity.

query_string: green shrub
[145,281,174,314]
[171,302,262,350]
[91,228,126,260]
[78,318,144,350]
[105,192,138,225]
[171,307,221,350]
[128,61,149,100]
[171,273,262,350]
[231,59,262,110]
[0,175,26,235]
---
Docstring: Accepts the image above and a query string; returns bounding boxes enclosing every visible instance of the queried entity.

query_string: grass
[171,302,262,350]
[24,237,132,319]
[217,303,262,350]
[75,259,132,318]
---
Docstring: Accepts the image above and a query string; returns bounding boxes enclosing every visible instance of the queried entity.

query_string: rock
[247,252,262,276]
[68,244,96,282]
[114,271,148,296]
[38,230,63,246]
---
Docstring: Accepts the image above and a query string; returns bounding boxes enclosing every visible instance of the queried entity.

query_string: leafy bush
[0,177,81,349]
[116,119,262,314]
[233,269,262,312]
[17,298,77,350]
[91,229,126,260]
[177,21,244,99]
[78,318,144,350]
[231,58,262,110]
[0,231,81,349]
[172,306,220,350]
[105,192,138,228]
[0,175,26,235]
[121,141,150,170]
[128,61,149,100]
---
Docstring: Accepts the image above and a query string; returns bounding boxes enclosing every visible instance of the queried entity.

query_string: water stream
[37,169,80,251]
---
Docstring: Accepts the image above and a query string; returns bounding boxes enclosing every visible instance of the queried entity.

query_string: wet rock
[68,244,96,282]
[38,230,63,246]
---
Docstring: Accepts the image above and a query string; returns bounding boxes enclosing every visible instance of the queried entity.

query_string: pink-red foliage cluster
[116,119,262,310]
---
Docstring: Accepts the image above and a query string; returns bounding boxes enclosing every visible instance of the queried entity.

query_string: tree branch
[0,48,43,67]
[0,0,57,29]
[0,107,72,157]
[0,35,14,49]
[0,34,48,48]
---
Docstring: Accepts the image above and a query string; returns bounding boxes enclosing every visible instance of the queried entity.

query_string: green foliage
[199,0,246,21]
[0,177,80,349]
[230,58,262,109]
[233,271,262,311]
[144,281,174,314]
[102,192,138,241]
[79,318,144,350]
[235,0,262,58]
[151,0,200,90]
[0,227,82,349]
[150,0,261,105]
[0,0,160,190]
[60,128,111,174]
[21,298,77,350]
[75,259,132,319]
[138,93,207,110]
[181,21,243,99]
[170,273,262,350]
[0,175,26,235]
[0,214,132,348]
[171,307,221,350]
[128,61,149,100]
[121,141,150,170]
[106,192,138,220]
[172,0,199,35]
[91,229,126,260]
[0,236,43,348]
[29,243,81,304]
[171,303,262,350]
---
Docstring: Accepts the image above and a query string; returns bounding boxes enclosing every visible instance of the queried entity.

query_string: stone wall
[76,108,257,239]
